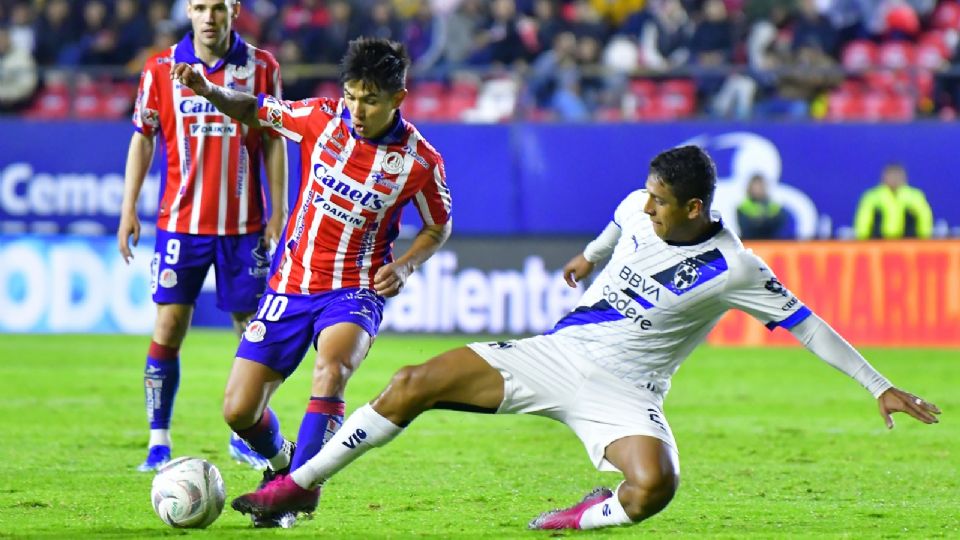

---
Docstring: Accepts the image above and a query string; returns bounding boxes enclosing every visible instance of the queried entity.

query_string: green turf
[0,332,956,538]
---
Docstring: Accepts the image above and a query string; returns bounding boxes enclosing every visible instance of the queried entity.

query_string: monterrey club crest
[672,262,700,290]
[381,152,404,175]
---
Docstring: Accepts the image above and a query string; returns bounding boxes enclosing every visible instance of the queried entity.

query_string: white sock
[269,439,293,471]
[290,404,402,489]
[148,429,171,448]
[578,483,632,529]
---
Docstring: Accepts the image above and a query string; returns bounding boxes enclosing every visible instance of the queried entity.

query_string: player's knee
[312,356,354,388]
[619,470,679,521]
[154,311,189,345]
[222,395,258,430]
[383,365,434,406]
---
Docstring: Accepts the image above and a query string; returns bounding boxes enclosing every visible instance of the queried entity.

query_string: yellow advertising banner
[708,241,960,347]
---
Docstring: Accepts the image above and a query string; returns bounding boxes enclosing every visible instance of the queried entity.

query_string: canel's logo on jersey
[682,132,820,239]
[312,164,386,211]
[178,97,221,115]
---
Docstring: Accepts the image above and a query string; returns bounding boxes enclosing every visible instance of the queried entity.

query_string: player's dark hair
[339,37,410,94]
[650,145,716,208]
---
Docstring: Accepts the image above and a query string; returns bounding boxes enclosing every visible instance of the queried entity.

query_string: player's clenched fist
[171,63,210,96]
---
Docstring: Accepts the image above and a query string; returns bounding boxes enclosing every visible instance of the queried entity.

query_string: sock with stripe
[290,397,346,472]
[235,407,288,470]
[291,403,402,489]
[144,341,179,437]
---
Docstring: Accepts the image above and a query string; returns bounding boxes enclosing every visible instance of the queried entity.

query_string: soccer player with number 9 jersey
[118,0,288,477]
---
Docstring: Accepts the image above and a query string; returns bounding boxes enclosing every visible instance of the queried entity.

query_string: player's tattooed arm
[170,62,259,127]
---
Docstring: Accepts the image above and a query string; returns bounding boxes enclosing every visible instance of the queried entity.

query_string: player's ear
[391,88,408,109]
[686,198,704,219]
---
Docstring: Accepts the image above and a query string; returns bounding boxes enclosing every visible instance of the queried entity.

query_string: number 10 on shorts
[256,294,288,322]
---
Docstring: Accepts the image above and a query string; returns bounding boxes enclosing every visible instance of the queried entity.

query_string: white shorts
[467,334,678,472]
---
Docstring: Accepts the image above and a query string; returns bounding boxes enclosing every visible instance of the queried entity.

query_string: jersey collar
[340,107,407,145]
[174,31,248,72]
[664,219,724,246]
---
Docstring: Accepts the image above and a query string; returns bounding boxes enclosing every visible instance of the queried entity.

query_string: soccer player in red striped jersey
[172,37,452,526]
[118,0,288,476]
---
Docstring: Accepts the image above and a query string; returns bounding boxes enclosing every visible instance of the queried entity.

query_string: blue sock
[144,341,180,431]
[290,397,345,471]
[235,407,284,459]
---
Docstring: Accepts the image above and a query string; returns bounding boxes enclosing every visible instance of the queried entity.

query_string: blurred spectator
[588,0,645,27]
[59,0,119,66]
[360,0,405,41]
[688,0,735,108]
[33,0,76,66]
[439,0,487,70]
[854,164,933,239]
[470,0,533,67]
[529,30,589,119]
[737,173,787,239]
[792,0,837,55]
[406,0,447,75]
[0,24,38,112]
[530,0,567,54]
[114,0,152,66]
[7,1,35,54]
[752,40,843,119]
[624,0,691,71]
[276,39,318,101]
[126,19,178,77]
[310,0,357,64]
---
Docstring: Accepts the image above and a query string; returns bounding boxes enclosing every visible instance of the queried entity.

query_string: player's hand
[373,261,412,298]
[117,211,141,264]
[170,62,211,96]
[263,213,285,255]
[877,387,941,429]
[562,253,595,288]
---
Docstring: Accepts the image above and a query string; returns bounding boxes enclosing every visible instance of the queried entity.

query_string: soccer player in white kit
[229,145,941,530]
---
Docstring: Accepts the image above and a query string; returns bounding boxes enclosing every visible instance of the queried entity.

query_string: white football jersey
[550,189,811,396]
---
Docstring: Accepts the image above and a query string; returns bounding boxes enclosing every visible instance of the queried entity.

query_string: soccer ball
[150,457,225,528]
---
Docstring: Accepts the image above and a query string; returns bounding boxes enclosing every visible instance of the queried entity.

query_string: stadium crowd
[3,0,960,120]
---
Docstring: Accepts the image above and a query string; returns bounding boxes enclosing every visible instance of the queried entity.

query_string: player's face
[343,80,407,139]
[644,175,703,242]
[187,0,237,51]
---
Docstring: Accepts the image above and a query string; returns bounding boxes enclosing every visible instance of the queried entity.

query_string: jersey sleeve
[413,155,452,226]
[132,61,161,137]
[724,250,812,331]
[256,95,327,143]
[260,52,283,140]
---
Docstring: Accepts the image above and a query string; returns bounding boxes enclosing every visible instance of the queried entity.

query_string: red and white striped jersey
[257,95,452,294]
[132,32,281,235]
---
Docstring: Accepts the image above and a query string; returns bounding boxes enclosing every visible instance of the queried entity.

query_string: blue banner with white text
[1,120,958,238]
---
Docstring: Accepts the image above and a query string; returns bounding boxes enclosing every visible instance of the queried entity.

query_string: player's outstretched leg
[231,347,505,518]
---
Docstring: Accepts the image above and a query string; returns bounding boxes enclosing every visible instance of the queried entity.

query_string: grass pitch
[0,332,956,539]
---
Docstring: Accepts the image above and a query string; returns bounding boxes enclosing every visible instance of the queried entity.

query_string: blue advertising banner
[1,120,958,238]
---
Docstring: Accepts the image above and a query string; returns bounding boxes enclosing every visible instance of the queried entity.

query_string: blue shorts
[236,287,385,378]
[150,230,271,313]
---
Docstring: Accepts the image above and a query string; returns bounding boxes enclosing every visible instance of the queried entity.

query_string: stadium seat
[932,0,960,30]
[841,40,879,72]
[826,92,866,120]
[73,79,107,119]
[23,80,70,119]
[102,82,136,119]
[878,42,917,71]
[404,81,446,121]
[879,94,916,121]
[916,41,948,70]
[658,79,697,118]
